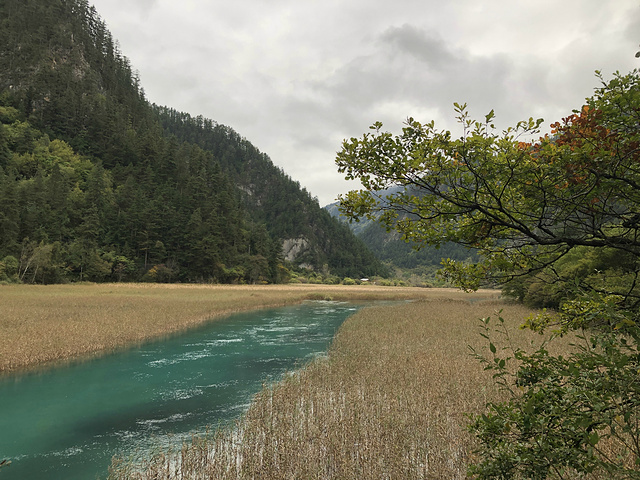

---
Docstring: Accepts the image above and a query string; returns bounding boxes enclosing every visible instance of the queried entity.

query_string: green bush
[0,255,19,282]
[469,312,640,479]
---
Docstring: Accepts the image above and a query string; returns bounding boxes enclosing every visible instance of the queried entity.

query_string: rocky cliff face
[282,237,310,262]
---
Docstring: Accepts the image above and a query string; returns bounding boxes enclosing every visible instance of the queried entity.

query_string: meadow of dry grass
[109,297,555,480]
[0,283,497,374]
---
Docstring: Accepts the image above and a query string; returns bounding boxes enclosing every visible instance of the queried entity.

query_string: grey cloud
[315,31,516,133]
[379,24,455,68]
[624,7,640,50]
[100,0,159,22]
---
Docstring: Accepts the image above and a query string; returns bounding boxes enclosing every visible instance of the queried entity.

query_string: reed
[109,298,573,479]
[0,283,496,374]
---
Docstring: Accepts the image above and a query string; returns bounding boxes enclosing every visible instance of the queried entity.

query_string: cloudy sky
[89,0,639,206]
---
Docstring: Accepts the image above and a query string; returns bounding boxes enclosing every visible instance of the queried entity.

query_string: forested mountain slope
[326,195,477,277]
[0,0,386,283]
[153,107,387,278]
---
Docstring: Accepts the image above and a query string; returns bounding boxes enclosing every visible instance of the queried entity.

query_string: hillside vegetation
[0,0,387,284]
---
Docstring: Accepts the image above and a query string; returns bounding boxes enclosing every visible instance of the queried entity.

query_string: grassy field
[108,297,564,480]
[0,283,498,374]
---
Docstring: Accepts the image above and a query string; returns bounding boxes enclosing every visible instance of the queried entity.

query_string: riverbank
[0,283,498,374]
[109,298,553,479]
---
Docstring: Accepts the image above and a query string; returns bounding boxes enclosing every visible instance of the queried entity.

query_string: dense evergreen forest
[0,0,387,284]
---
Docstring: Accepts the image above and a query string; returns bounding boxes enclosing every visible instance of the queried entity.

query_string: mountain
[0,0,387,284]
[325,193,477,277]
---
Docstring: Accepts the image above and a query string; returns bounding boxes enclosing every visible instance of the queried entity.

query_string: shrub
[469,311,640,479]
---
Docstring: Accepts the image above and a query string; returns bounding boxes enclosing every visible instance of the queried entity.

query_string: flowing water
[0,300,363,480]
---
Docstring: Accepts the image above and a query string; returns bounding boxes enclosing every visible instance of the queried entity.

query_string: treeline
[0,106,284,284]
[0,0,386,284]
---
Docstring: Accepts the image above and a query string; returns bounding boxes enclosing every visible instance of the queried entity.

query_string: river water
[0,301,362,480]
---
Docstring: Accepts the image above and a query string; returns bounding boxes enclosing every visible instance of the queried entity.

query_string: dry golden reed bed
[0,283,496,374]
[109,297,549,480]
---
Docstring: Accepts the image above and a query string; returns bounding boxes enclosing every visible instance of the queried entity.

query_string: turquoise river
[0,301,363,479]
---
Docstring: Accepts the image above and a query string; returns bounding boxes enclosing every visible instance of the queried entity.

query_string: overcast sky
[89,0,639,206]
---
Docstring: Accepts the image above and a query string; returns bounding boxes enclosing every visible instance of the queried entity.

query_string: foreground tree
[337,70,640,310]
[336,69,640,478]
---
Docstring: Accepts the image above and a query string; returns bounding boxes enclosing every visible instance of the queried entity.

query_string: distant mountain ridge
[325,192,477,274]
[0,0,387,283]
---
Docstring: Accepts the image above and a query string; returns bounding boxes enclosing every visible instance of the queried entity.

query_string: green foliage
[523,293,636,336]
[0,255,19,283]
[470,315,640,479]
[336,69,640,316]
[504,246,639,310]
[104,253,137,282]
[336,69,640,477]
[142,264,176,283]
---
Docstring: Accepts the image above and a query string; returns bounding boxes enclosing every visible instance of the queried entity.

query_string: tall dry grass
[0,283,494,374]
[109,298,558,480]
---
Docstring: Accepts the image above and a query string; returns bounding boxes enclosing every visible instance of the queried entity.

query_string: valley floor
[109,297,551,479]
[0,283,497,375]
